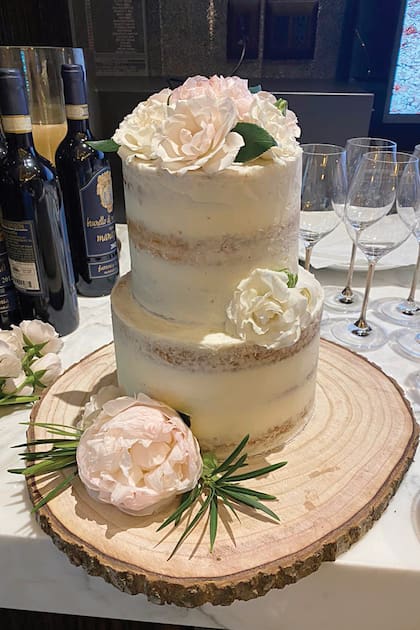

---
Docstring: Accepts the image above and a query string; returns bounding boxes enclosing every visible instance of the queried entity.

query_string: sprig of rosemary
[157,435,287,559]
[8,428,287,557]
[8,422,80,512]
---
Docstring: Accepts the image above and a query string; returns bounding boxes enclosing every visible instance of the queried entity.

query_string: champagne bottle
[0,127,22,328]
[56,64,119,297]
[0,68,79,336]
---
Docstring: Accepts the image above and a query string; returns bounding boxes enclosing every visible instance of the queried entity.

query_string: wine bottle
[0,126,22,328]
[0,68,79,336]
[56,64,119,297]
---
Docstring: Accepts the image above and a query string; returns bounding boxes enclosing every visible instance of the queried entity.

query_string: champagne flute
[331,151,413,351]
[324,137,397,311]
[300,144,347,270]
[377,153,420,326]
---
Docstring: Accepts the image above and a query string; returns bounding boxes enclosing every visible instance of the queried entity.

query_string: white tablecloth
[0,225,419,630]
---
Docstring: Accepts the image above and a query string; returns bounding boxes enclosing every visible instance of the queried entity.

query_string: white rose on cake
[226,268,321,349]
[112,88,171,160]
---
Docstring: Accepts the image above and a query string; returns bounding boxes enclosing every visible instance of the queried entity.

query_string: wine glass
[324,137,397,312]
[300,144,347,270]
[331,151,413,351]
[377,154,420,327]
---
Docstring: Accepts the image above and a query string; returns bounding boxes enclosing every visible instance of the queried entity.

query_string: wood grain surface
[26,341,418,607]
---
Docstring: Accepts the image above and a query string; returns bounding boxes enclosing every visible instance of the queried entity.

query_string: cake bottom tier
[111,274,322,454]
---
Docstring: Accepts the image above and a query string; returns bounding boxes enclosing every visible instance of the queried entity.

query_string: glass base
[330,318,388,351]
[395,329,420,359]
[323,286,364,313]
[377,297,420,327]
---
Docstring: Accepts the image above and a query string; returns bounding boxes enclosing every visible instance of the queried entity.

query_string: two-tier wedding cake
[111,76,323,454]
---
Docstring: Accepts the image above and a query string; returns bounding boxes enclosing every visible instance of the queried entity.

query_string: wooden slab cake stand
[26,340,418,607]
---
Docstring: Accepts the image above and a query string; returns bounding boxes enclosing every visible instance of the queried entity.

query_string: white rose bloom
[112,88,171,161]
[296,271,324,315]
[13,320,63,355]
[0,329,24,358]
[31,353,62,387]
[244,95,301,161]
[153,94,244,174]
[2,370,33,396]
[226,269,312,349]
[0,340,21,378]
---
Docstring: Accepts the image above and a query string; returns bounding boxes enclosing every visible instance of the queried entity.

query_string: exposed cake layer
[111,273,322,454]
[121,147,301,326]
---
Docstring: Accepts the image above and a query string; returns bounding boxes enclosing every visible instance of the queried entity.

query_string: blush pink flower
[153,93,244,174]
[172,75,253,118]
[76,394,202,516]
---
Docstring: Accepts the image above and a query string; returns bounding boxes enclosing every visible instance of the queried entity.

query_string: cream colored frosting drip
[121,147,301,326]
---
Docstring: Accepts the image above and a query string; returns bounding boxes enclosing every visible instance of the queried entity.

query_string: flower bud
[13,320,63,355]
[31,353,62,387]
[0,340,22,378]
[2,371,34,396]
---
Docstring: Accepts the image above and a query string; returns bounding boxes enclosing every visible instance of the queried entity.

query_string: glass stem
[340,235,358,303]
[407,242,420,303]
[353,260,376,332]
[304,245,313,271]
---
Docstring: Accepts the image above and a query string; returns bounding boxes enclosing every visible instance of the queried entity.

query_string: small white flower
[13,320,63,355]
[226,269,313,349]
[0,340,21,378]
[0,329,24,358]
[31,353,62,387]
[2,370,33,396]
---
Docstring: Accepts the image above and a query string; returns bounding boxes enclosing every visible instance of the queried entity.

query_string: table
[0,225,419,630]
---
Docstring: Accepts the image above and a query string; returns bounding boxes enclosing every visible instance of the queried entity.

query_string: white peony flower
[31,353,62,387]
[78,384,125,431]
[76,393,203,516]
[112,88,171,161]
[0,329,24,358]
[13,320,63,355]
[153,94,244,174]
[2,370,33,396]
[226,269,312,349]
[0,340,21,378]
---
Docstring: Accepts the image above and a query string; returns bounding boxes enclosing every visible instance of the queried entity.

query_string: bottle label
[79,167,118,279]
[2,115,32,133]
[88,255,119,279]
[1,220,43,293]
[65,104,89,120]
[0,288,17,314]
[0,232,13,289]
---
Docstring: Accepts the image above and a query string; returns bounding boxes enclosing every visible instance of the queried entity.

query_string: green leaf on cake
[233,122,277,163]
[274,98,288,115]
[276,268,298,288]
[86,139,120,153]
[249,84,262,94]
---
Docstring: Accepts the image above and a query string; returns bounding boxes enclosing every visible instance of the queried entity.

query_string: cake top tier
[113,75,301,175]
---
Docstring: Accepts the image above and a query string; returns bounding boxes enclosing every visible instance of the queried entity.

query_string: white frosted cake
[111,76,323,453]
